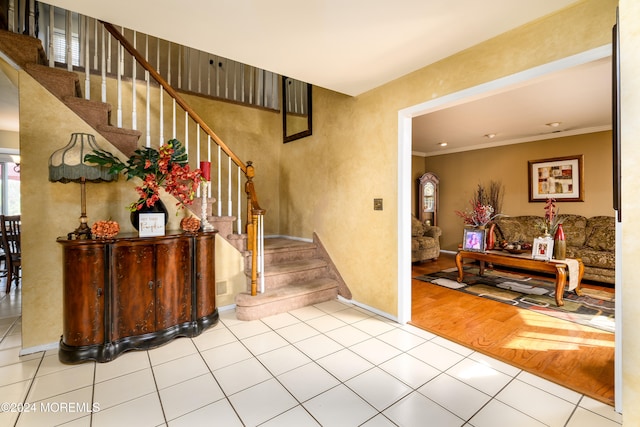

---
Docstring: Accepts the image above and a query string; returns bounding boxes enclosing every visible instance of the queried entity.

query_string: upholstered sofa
[412,215,442,262]
[493,214,615,284]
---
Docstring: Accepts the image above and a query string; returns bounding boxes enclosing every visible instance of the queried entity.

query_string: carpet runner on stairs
[235,238,343,321]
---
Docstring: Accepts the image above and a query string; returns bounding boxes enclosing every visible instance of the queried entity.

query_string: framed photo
[462,228,486,252]
[532,236,554,261]
[138,213,165,237]
[528,155,584,202]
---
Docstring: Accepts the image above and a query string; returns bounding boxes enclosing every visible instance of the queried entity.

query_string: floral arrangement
[91,220,120,238]
[541,197,563,236]
[455,201,503,227]
[85,139,202,212]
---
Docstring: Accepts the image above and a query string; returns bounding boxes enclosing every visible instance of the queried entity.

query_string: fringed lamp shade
[49,133,116,183]
[48,133,118,239]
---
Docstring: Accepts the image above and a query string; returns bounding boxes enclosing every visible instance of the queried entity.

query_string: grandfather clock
[418,172,439,226]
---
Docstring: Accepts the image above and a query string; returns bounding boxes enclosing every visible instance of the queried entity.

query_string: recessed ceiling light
[438,142,448,147]
[546,122,561,127]
[484,133,496,139]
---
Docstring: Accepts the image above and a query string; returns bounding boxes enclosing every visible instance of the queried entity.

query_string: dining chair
[0,215,21,292]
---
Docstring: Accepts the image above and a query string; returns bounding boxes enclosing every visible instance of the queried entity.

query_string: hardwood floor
[410,252,615,406]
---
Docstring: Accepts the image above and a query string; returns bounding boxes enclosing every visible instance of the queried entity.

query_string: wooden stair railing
[101,22,266,293]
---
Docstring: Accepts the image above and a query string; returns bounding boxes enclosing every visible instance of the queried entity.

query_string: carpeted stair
[235,236,350,320]
[0,29,140,156]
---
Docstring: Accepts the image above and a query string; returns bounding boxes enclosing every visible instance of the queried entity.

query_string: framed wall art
[528,155,584,202]
[462,228,486,252]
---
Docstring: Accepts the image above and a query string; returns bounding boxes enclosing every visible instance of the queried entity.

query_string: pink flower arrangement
[455,201,502,227]
[85,139,203,212]
[542,197,563,235]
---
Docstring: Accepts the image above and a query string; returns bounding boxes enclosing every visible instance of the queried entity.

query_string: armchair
[412,215,441,262]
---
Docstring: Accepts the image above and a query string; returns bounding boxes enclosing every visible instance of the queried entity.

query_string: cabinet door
[112,242,156,340]
[195,234,216,318]
[155,237,192,329]
[62,243,106,346]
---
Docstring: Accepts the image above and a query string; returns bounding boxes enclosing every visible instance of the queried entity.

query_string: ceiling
[2,0,612,154]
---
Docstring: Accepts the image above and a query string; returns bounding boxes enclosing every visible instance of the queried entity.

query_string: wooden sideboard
[57,231,218,363]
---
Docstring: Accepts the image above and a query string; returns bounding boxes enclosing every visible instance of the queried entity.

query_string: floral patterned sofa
[412,215,442,262]
[493,214,615,284]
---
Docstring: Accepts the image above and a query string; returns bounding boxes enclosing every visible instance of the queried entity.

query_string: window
[53,28,80,66]
[0,162,20,215]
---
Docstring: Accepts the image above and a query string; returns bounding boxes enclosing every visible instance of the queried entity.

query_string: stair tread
[264,238,316,252]
[264,258,327,276]
[236,278,339,306]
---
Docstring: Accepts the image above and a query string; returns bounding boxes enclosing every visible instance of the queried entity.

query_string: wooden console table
[455,250,584,306]
[57,231,218,363]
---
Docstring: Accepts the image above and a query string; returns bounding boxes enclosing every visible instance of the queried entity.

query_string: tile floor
[0,285,623,427]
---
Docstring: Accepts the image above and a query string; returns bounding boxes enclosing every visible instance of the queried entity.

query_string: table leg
[455,252,464,283]
[574,259,585,297]
[554,264,567,306]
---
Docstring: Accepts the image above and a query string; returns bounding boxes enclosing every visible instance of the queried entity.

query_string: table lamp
[49,133,118,239]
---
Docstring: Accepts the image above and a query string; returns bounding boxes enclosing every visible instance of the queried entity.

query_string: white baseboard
[337,295,400,324]
[20,341,58,356]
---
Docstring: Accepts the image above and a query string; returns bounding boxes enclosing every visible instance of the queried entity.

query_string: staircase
[0,23,350,321]
[235,236,350,321]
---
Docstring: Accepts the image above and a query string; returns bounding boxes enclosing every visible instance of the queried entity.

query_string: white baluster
[65,11,72,71]
[217,146,222,216]
[184,111,189,152]
[84,16,90,99]
[145,35,150,147]
[101,25,106,102]
[237,166,242,232]
[131,31,137,130]
[258,214,264,293]
[207,135,212,198]
[117,27,123,128]
[171,98,176,140]
[48,5,54,67]
[227,157,232,216]
[93,18,98,70]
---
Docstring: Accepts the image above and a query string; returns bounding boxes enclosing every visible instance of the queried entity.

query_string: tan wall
[18,70,281,347]
[423,131,614,250]
[279,0,616,315]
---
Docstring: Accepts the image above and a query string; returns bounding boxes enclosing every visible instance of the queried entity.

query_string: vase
[553,223,566,260]
[130,199,169,230]
[486,223,496,250]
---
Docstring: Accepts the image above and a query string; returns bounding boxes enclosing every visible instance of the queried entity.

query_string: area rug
[415,266,615,333]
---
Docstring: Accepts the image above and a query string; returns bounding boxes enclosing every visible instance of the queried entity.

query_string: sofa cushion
[585,216,616,251]
[494,216,541,243]
[412,236,438,251]
[566,246,615,269]
[557,214,587,247]
[411,216,423,237]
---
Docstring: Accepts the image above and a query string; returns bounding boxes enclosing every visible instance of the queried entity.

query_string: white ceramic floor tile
[346,367,412,411]
[168,399,243,427]
[93,368,157,410]
[200,340,253,371]
[565,407,622,427]
[276,322,321,343]
[278,362,340,402]
[313,300,351,314]
[304,384,377,427]
[294,333,344,360]
[496,379,576,427]
[317,348,374,382]
[330,307,373,324]
[214,357,273,396]
[35,353,88,377]
[383,392,463,427]
[578,396,622,424]
[305,314,347,332]
[407,341,466,371]
[517,370,582,404]
[159,373,225,421]
[376,327,427,351]
[351,317,397,336]
[0,333,21,350]
[153,353,210,389]
[0,346,40,368]
[360,414,397,426]
[228,378,298,426]
[227,319,272,340]
[324,325,371,347]
[191,325,238,351]
[242,330,289,355]
[378,353,441,389]
[446,357,513,396]
[418,373,491,420]
[257,344,311,376]
[469,399,547,427]
[400,323,437,340]
[259,405,321,427]
[288,305,327,321]
[349,337,403,365]
[468,351,522,377]
[15,386,94,427]
[261,312,302,330]
[94,350,151,383]
[147,337,198,366]
[27,362,94,402]
[92,392,165,427]
[218,308,244,326]
[0,380,32,427]
[0,358,40,387]
[431,336,475,357]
